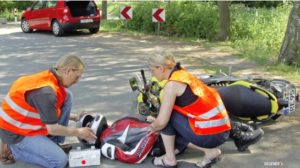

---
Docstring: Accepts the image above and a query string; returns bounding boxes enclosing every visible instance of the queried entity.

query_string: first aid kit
[69,146,101,167]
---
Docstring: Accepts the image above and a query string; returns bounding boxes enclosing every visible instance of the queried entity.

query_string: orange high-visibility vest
[170,70,231,135]
[0,70,66,136]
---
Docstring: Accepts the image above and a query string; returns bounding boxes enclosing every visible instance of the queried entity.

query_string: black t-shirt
[0,70,61,144]
[175,85,197,107]
[170,63,198,107]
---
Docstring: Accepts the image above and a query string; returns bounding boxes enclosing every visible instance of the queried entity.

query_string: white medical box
[69,146,101,167]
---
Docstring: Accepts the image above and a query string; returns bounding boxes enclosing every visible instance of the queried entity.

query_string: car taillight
[63,8,68,14]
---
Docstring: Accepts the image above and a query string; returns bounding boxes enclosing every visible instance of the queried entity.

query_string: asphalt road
[0,24,299,168]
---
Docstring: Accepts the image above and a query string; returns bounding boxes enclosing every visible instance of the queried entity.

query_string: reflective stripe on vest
[5,94,40,119]
[195,116,230,129]
[0,109,44,130]
[199,104,225,119]
[183,104,225,120]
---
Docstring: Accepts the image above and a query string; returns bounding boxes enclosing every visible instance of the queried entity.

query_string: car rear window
[65,1,97,17]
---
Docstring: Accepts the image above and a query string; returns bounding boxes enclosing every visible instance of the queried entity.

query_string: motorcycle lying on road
[129,68,298,123]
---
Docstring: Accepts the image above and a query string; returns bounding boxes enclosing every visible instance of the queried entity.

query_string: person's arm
[46,124,97,142]
[25,87,97,142]
[69,114,78,121]
[150,81,184,132]
[69,112,87,122]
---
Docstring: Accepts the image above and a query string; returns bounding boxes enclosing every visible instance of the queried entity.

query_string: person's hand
[146,115,156,123]
[77,127,97,142]
[147,123,160,135]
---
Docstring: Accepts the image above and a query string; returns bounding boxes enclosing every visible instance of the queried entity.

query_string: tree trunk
[102,0,107,20]
[216,1,230,41]
[278,2,300,65]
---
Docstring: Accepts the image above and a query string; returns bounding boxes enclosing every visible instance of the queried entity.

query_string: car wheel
[89,27,99,34]
[52,20,64,36]
[21,19,32,33]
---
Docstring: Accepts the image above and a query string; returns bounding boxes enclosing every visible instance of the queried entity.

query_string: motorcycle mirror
[129,77,138,91]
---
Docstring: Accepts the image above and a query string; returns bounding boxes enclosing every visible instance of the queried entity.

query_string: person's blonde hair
[147,51,176,69]
[53,55,85,71]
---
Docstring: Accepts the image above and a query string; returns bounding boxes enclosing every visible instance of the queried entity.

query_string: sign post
[152,8,165,35]
[14,8,17,23]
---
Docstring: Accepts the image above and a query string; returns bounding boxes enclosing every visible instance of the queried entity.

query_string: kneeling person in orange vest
[147,51,263,168]
[0,55,97,167]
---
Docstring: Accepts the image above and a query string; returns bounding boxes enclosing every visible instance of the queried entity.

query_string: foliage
[164,2,218,39]
[0,1,32,12]
[0,1,33,21]
[232,1,284,8]
[127,2,157,33]
[122,1,219,40]
[0,8,21,21]
[100,20,124,32]
[266,63,300,81]
[230,4,291,64]
[0,1,14,12]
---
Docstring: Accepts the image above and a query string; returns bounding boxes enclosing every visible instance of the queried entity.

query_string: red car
[21,0,101,36]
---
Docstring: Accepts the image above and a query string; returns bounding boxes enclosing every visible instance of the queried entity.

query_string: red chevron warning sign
[120,6,132,20]
[152,8,165,23]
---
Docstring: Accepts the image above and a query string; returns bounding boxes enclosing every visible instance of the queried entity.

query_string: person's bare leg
[154,134,177,166]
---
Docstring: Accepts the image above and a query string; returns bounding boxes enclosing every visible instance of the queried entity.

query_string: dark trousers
[161,112,229,152]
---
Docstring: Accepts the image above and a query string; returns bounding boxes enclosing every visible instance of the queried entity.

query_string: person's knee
[46,149,68,168]
[59,154,68,168]
[52,153,68,168]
